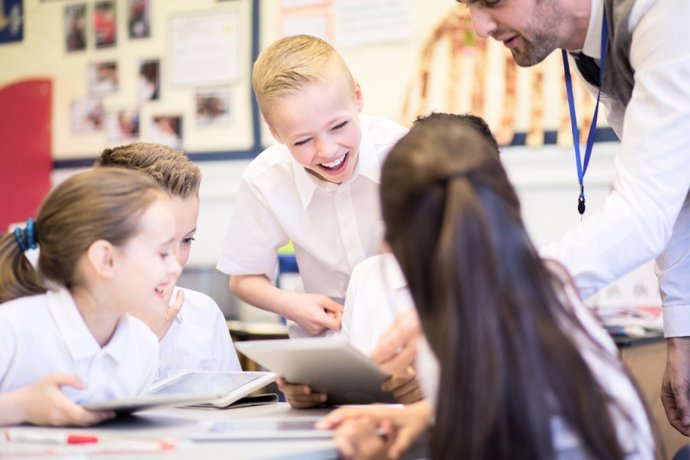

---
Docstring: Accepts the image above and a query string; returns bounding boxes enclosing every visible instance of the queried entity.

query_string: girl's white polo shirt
[0,287,159,403]
[340,253,413,355]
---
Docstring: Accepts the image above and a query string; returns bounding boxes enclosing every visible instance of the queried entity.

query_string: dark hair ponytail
[382,116,630,459]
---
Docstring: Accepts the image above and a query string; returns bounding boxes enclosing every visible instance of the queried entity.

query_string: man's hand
[661,336,690,436]
[8,373,114,426]
[276,376,327,409]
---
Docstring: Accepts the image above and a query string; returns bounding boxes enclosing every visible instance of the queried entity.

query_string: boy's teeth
[322,155,345,169]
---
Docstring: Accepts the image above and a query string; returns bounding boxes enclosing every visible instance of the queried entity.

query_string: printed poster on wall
[168,9,239,86]
[333,0,413,49]
[0,0,23,44]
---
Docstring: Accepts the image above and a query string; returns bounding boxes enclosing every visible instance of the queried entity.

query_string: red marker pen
[4,429,99,444]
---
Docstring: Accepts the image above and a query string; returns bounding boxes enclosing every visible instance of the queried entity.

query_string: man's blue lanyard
[561,9,609,216]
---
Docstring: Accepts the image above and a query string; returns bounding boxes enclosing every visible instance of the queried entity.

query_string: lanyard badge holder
[561,9,609,217]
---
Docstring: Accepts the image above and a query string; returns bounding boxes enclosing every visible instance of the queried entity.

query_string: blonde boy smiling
[217,35,407,337]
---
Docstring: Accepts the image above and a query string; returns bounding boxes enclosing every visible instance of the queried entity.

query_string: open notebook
[82,370,275,415]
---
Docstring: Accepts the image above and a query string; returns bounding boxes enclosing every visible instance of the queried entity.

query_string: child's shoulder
[360,115,408,146]
[0,292,48,319]
[243,142,294,181]
[175,286,225,318]
[350,253,399,283]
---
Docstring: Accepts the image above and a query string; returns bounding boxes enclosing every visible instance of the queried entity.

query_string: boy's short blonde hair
[95,142,201,199]
[252,34,355,122]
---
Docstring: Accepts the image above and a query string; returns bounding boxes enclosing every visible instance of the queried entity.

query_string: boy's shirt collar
[292,115,380,209]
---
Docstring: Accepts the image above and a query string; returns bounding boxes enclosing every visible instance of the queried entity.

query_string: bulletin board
[0,0,615,168]
[0,0,262,166]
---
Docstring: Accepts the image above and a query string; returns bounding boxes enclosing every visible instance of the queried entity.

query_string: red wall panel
[0,79,52,230]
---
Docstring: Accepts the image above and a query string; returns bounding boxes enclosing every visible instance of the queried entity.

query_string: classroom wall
[2,0,659,317]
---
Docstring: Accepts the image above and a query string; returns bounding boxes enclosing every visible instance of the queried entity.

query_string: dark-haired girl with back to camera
[0,168,180,426]
[320,115,655,459]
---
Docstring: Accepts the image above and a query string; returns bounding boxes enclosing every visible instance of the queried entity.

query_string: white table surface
[0,403,339,460]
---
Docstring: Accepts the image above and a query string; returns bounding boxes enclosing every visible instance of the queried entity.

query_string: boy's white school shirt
[339,253,413,355]
[156,286,242,382]
[217,115,407,337]
[0,287,159,403]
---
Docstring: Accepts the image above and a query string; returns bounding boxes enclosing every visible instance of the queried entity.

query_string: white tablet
[190,417,333,441]
[82,370,275,414]
[235,338,396,405]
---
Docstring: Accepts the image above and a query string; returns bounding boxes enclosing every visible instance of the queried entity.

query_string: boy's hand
[14,373,115,426]
[277,376,327,409]
[288,293,343,336]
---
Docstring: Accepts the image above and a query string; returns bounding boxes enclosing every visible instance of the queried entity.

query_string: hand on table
[317,400,433,459]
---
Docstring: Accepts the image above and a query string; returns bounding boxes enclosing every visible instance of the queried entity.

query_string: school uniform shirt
[414,261,654,458]
[0,287,158,404]
[541,0,690,338]
[217,115,408,337]
[155,286,241,382]
[340,253,413,355]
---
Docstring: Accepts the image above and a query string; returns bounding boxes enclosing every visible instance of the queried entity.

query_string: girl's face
[112,198,181,316]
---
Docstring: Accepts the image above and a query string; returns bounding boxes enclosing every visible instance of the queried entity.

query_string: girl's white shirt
[339,253,413,356]
[0,287,159,403]
[155,286,242,382]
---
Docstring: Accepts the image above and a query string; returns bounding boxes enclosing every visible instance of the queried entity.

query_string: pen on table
[4,429,99,444]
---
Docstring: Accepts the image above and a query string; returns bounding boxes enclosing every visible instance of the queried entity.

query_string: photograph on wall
[64,4,86,52]
[106,109,139,141]
[196,88,230,126]
[71,99,104,133]
[94,0,116,48]
[128,0,150,39]
[0,0,24,45]
[138,58,160,101]
[88,61,118,96]
[149,115,182,149]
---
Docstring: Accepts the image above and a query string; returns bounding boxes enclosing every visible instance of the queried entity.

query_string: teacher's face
[459,0,571,67]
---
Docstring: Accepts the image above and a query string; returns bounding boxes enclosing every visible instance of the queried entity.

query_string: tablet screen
[191,418,333,440]
[150,372,263,397]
